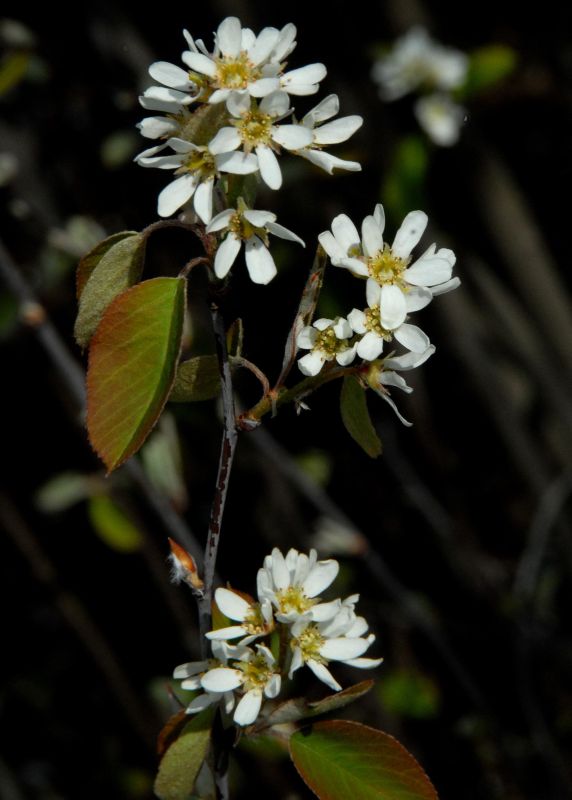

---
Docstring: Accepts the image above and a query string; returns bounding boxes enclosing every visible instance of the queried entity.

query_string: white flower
[206,587,274,645]
[414,93,466,146]
[181,18,326,107]
[135,138,258,222]
[294,94,363,174]
[348,278,432,360]
[173,640,243,716]
[365,347,436,426]
[289,597,383,691]
[296,317,357,376]
[371,27,468,101]
[200,644,281,726]
[206,203,304,284]
[319,203,458,328]
[257,548,341,624]
[208,90,313,190]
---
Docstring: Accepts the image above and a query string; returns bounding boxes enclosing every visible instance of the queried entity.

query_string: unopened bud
[168,538,204,592]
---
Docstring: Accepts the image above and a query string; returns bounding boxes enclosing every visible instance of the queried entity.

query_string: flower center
[275,586,316,616]
[291,625,326,663]
[215,53,261,89]
[244,604,272,636]
[228,211,268,245]
[237,653,274,692]
[314,327,351,359]
[368,244,410,289]
[234,109,274,148]
[364,306,393,340]
[178,147,216,180]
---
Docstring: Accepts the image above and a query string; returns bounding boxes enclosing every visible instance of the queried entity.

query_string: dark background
[2,1,572,798]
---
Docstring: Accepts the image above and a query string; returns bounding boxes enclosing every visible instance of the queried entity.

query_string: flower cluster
[297,203,459,425]
[173,548,381,727]
[371,27,468,146]
[136,17,362,283]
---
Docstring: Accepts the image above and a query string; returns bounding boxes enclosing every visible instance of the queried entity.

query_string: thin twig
[198,301,239,653]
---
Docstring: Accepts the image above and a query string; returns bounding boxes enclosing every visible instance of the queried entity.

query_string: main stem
[198,301,238,655]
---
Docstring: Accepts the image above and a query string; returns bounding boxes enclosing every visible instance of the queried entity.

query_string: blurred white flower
[414,93,466,146]
[371,27,468,101]
[206,203,304,284]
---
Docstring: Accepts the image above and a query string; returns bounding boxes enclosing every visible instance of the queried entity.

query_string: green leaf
[87,277,186,472]
[340,376,382,458]
[75,232,146,347]
[169,355,221,402]
[88,495,142,553]
[382,136,428,226]
[154,708,214,800]
[463,45,517,97]
[262,681,374,729]
[290,720,438,800]
[379,670,440,720]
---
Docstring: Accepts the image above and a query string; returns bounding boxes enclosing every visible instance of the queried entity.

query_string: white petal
[333,318,352,339]
[282,64,327,89]
[394,323,431,353]
[181,676,202,690]
[271,23,297,62]
[357,332,384,361]
[149,61,192,90]
[392,211,428,259]
[313,116,363,145]
[313,318,333,331]
[214,233,241,279]
[289,646,304,678]
[157,174,197,217]
[245,236,278,284]
[243,209,276,226]
[137,154,183,169]
[234,690,262,726]
[248,77,281,97]
[380,285,407,329]
[366,278,382,308]
[140,86,190,111]
[302,560,339,597]
[320,637,370,661]
[361,215,384,258]
[201,667,242,692]
[307,659,341,691]
[296,326,318,350]
[183,51,217,78]
[215,587,250,621]
[256,145,282,189]
[259,89,290,117]
[248,27,280,65]
[216,151,259,174]
[299,150,362,174]
[227,90,251,117]
[207,208,234,233]
[205,625,248,640]
[265,673,281,699]
[193,178,213,224]
[310,599,342,621]
[166,137,196,153]
[303,94,339,126]
[173,660,207,679]
[383,345,435,371]
[379,371,411,393]
[137,116,179,139]
[208,127,241,154]
[331,214,360,254]
[271,548,289,589]
[347,308,367,334]
[241,28,256,52]
[405,255,453,287]
[266,222,305,246]
[318,230,345,262]
[373,204,386,233]
[298,351,326,376]
[405,286,433,312]
[337,256,369,277]
[272,124,313,150]
[186,693,217,714]
[378,391,413,427]
[217,17,242,58]
[336,344,357,366]
[343,657,384,669]
[431,277,461,295]
[208,88,231,105]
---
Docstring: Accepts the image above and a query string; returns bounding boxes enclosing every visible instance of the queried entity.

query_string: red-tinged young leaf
[75,232,146,348]
[154,707,214,800]
[87,277,186,472]
[340,376,382,458]
[290,720,438,800]
[76,231,139,300]
[157,709,188,759]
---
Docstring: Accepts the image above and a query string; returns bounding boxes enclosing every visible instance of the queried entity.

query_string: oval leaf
[290,720,438,800]
[340,376,382,458]
[76,231,139,300]
[154,708,213,800]
[75,232,146,348]
[169,355,221,402]
[88,495,142,553]
[87,277,186,472]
